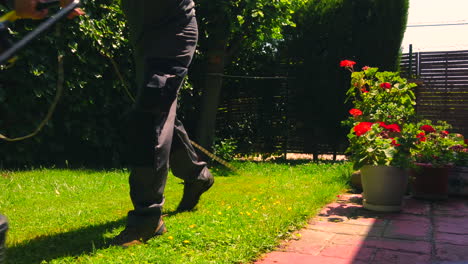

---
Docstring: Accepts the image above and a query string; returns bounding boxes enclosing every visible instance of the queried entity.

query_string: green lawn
[0,161,352,264]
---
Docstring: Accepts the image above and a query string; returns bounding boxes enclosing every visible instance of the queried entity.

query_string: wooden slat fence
[401,50,468,136]
[215,50,468,156]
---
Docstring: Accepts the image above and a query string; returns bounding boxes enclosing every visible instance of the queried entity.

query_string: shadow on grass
[6,218,126,264]
[6,209,184,264]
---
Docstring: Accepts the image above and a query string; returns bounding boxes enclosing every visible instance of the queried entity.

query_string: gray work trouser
[121,1,208,227]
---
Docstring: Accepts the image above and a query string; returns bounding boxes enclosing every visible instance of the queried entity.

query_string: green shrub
[213,138,238,161]
[0,1,133,168]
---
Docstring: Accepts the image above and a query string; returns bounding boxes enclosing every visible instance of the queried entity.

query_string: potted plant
[341,60,417,212]
[448,137,468,196]
[409,120,464,200]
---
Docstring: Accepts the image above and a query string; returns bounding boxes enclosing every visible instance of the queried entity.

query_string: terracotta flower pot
[410,163,450,200]
[361,165,409,212]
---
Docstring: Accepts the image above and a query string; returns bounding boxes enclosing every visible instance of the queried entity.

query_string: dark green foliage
[281,0,409,153]
[287,0,409,70]
[0,1,134,168]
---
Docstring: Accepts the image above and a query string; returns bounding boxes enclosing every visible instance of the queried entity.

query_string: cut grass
[0,161,352,264]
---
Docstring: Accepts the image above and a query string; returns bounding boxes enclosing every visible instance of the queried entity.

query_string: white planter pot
[361,165,409,212]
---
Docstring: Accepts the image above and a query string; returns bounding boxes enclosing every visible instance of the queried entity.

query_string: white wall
[401,0,468,52]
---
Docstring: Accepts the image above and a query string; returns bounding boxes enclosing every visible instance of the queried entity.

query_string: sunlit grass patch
[0,162,352,263]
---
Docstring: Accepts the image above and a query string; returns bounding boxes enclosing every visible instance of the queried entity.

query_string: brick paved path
[256,194,468,264]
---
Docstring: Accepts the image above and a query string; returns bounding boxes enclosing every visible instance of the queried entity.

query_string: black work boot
[177,167,214,212]
[0,214,8,264]
[110,218,166,248]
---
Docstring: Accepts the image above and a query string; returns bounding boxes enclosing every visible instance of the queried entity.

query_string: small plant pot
[0,214,7,264]
[410,163,450,200]
[448,166,468,196]
[361,165,408,212]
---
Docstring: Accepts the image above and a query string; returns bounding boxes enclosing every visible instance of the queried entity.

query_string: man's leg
[113,88,178,247]
[170,118,214,211]
[115,0,187,246]
[115,0,213,246]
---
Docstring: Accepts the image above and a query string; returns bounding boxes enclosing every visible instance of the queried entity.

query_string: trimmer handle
[0,0,81,65]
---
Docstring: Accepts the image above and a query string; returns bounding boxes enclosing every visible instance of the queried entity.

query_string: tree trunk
[196,41,228,150]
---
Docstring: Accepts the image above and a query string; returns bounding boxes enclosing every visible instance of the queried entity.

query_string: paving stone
[435,243,468,262]
[320,244,375,261]
[309,221,384,237]
[372,249,431,264]
[315,215,348,223]
[364,237,431,255]
[400,199,431,215]
[346,217,387,227]
[319,202,363,218]
[284,230,334,255]
[316,201,387,226]
[255,252,367,264]
[338,194,363,204]
[434,216,468,234]
[256,195,468,264]
[433,199,468,216]
[435,232,468,246]
[383,213,431,224]
[383,219,430,241]
[333,234,430,255]
[332,234,367,246]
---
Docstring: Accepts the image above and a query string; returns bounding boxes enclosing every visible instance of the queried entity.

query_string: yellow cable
[0,11,21,23]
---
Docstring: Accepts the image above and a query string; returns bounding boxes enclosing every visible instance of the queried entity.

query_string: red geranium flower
[441,130,449,135]
[390,138,401,147]
[385,124,401,133]
[420,125,436,133]
[340,60,356,68]
[362,66,370,70]
[349,108,363,117]
[361,88,368,93]
[377,122,401,133]
[353,122,373,136]
[416,132,427,142]
[380,82,392,89]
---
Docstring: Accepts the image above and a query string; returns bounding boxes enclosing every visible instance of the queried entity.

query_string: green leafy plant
[213,137,238,161]
[410,120,467,168]
[341,60,417,169]
[451,140,468,167]
[0,0,134,168]
[342,60,417,126]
